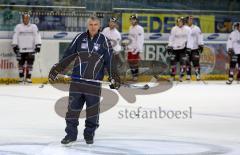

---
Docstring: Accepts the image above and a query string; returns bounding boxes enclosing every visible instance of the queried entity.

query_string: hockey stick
[37,53,44,88]
[57,74,150,90]
[200,77,208,85]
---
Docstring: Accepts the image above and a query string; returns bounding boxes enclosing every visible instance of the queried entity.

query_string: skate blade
[61,141,76,147]
[87,144,93,147]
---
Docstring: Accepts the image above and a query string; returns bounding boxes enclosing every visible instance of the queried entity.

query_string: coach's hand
[108,73,121,89]
[49,63,62,81]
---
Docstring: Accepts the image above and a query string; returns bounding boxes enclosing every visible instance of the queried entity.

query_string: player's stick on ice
[37,53,45,88]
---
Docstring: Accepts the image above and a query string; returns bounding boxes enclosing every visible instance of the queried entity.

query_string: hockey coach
[49,16,120,145]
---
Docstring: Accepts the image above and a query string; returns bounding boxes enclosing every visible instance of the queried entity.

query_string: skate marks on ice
[0,139,231,155]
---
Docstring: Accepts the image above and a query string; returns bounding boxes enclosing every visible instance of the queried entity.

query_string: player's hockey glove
[48,63,62,81]
[108,73,121,89]
[13,45,21,61]
[228,48,234,56]
[13,45,19,55]
[35,44,41,53]
[166,46,173,55]
[198,45,204,54]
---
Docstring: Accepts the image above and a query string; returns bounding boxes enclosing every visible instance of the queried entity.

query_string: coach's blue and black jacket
[59,31,114,81]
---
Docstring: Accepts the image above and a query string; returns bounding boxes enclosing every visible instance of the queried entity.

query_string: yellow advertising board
[122,13,215,33]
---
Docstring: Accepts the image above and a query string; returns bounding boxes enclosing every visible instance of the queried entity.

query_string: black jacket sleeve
[58,33,82,71]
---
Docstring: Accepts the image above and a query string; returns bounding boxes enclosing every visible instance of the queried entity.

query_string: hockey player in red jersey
[127,14,144,81]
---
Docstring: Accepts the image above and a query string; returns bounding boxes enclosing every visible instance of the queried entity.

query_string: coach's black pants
[65,80,101,140]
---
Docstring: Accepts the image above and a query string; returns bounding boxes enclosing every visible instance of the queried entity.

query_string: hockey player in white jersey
[12,13,41,83]
[102,17,122,67]
[127,14,144,81]
[226,22,240,84]
[186,16,204,81]
[167,17,190,82]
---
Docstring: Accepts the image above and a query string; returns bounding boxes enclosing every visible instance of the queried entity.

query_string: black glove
[108,73,121,89]
[228,48,234,56]
[35,44,41,53]
[198,45,204,54]
[48,63,62,81]
[166,46,173,55]
[13,45,19,55]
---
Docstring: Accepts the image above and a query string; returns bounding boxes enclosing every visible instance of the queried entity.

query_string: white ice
[0,81,240,155]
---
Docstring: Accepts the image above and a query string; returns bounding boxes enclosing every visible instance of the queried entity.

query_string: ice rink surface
[0,81,240,155]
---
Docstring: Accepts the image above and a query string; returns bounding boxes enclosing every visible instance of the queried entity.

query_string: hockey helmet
[22,12,30,18]
[129,14,138,20]
[110,17,117,22]
[176,16,185,24]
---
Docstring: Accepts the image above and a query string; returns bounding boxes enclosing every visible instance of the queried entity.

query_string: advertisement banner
[215,15,240,33]
[0,31,230,42]
[0,40,59,80]
[122,13,215,33]
[59,41,228,76]
[0,40,18,78]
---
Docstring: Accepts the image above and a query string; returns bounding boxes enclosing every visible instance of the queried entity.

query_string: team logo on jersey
[81,43,88,49]
[94,43,100,51]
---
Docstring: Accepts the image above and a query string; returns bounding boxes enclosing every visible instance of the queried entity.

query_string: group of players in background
[167,16,240,85]
[11,13,240,85]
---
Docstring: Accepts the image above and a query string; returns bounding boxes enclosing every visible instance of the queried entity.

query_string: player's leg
[179,49,187,82]
[169,51,177,81]
[236,54,240,81]
[114,53,123,68]
[127,51,140,81]
[18,53,26,83]
[186,50,192,80]
[62,89,85,144]
[25,53,35,83]
[191,50,201,80]
[227,54,237,84]
[84,92,101,144]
